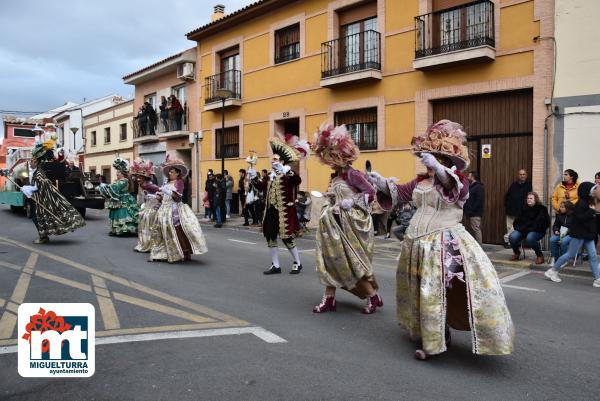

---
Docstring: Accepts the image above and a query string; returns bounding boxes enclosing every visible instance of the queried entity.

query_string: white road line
[0,326,287,355]
[299,248,315,253]
[228,239,257,245]
[500,270,531,283]
[501,284,545,292]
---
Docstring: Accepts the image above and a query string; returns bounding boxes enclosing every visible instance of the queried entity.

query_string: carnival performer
[366,120,514,360]
[311,123,383,314]
[8,138,86,244]
[254,134,308,275]
[98,158,139,236]
[131,159,160,252]
[149,156,207,263]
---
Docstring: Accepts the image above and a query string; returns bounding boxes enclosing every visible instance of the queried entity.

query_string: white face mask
[271,162,284,172]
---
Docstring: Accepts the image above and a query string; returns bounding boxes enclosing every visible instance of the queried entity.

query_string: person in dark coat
[212,174,226,228]
[546,182,599,287]
[504,169,532,246]
[204,170,216,221]
[549,201,573,263]
[508,191,550,264]
[464,171,484,244]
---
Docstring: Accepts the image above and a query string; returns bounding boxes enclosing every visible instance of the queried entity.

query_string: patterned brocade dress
[134,182,160,252]
[98,179,139,236]
[316,168,378,298]
[150,179,207,262]
[31,168,85,237]
[378,169,514,356]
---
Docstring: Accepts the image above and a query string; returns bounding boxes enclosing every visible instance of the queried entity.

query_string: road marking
[500,270,531,283]
[0,252,37,339]
[227,239,257,245]
[299,248,315,253]
[501,284,545,292]
[0,236,251,344]
[92,276,121,330]
[0,326,286,355]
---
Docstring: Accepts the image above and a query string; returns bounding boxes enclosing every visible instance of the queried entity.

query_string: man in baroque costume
[253,135,308,275]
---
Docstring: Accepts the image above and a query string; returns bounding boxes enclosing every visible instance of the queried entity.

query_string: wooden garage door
[433,89,533,244]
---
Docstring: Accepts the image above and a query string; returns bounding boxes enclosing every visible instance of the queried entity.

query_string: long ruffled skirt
[134,204,158,252]
[315,205,377,299]
[397,224,514,355]
[150,201,207,262]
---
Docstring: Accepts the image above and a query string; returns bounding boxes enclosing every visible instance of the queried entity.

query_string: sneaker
[593,279,600,288]
[226,214,231,219]
[544,268,562,283]
[263,265,281,275]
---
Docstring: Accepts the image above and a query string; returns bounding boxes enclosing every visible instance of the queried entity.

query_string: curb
[490,259,593,278]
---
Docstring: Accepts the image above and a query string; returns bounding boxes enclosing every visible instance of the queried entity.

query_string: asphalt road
[0,206,598,401]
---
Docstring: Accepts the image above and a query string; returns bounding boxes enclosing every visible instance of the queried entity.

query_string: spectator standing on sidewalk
[204,170,215,221]
[509,192,550,264]
[213,173,226,228]
[549,201,573,265]
[238,169,246,216]
[552,169,579,213]
[464,171,484,244]
[504,169,531,247]
[545,182,600,287]
[224,170,233,218]
[593,172,600,249]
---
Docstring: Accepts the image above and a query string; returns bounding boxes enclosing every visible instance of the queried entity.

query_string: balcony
[133,107,189,143]
[320,30,382,87]
[204,70,242,111]
[413,0,495,70]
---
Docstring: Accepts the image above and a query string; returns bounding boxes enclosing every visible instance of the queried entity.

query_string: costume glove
[366,172,390,194]
[420,153,451,185]
[340,199,354,210]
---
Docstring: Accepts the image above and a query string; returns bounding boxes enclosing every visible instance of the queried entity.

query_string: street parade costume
[98,158,139,236]
[131,159,160,252]
[255,135,308,274]
[18,137,85,243]
[368,120,514,359]
[311,123,382,314]
[149,157,207,263]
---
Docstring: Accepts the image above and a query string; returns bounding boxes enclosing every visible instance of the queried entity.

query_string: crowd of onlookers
[135,94,186,136]
[460,167,599,286]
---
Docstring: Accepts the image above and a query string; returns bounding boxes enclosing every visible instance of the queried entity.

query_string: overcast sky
[0,0,250,138]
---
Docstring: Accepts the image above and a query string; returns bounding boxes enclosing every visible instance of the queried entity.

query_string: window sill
[320,69,382,88]
[274,56,301,66]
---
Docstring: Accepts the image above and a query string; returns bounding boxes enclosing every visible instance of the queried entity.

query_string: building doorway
[433,89,533,244]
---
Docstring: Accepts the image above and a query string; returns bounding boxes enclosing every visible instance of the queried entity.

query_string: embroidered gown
[30,167,86,238]
[150,179,207,262]
[134,181,160,252]
[316,167,378,299]
[98,179,139,236]
[377,168,514,356]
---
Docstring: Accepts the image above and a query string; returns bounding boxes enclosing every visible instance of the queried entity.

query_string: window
[341,17,378,68]
[104,127,111,144]
[334,107,377,150]
[215,126,240,159]
[275,23,300,64]
[89,168,96,178]
[102,168,111,184]
[144,93,156,110]
[219,48,241,94]
[13,128,36,138]
[91,131,97,146]
[120,123,127,141]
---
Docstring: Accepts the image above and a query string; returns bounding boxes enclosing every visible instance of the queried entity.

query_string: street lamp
[70,127,79,153]
[216,87,233,175]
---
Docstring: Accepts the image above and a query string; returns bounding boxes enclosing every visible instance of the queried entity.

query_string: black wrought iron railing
[321,30,381,79]
[414,0,494,59]
[204,70,242,104]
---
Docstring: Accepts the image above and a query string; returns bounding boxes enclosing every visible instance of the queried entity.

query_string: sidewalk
[198,213,595,278]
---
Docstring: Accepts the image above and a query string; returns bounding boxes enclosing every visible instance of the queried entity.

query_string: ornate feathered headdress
[269,133,309,165]
[161,154,188,178]
[131,158,154,178]
[112,157,130,173]
[411,119,470,171]
[311,122,359,168]
[31,137,57,161]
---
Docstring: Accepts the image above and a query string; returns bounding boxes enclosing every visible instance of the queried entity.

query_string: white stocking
[288,247,301,265]
[270,247,280,268]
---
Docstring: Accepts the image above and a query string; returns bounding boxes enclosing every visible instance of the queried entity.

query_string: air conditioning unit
[177,62,195,80]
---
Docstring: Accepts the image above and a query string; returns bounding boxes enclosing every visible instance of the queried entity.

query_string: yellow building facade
[84,100,135,183]
[184,0,554,244]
